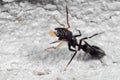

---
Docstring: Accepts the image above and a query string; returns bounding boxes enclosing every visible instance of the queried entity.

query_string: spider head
[49,28,65,37]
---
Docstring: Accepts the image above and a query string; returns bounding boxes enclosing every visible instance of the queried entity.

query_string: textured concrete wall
[0,0,120,80]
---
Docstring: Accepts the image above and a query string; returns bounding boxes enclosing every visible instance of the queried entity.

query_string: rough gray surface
[0,0,120,80]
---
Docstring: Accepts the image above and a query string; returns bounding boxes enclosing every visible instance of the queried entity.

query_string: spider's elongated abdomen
[91,45,106,59]
[82,44,106,59]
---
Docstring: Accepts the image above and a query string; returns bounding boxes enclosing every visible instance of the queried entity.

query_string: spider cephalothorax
[55,28,73,40]
[46,5,81,48]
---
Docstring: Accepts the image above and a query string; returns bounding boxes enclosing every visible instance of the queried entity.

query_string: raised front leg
[65,5,71,29]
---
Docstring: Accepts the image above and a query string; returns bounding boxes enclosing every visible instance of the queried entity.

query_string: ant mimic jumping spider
[45,6,106,70]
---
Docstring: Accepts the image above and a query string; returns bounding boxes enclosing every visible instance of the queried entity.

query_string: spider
[45,5,106,71]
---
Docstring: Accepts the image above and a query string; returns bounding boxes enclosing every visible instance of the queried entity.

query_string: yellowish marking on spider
[49,29,56,37]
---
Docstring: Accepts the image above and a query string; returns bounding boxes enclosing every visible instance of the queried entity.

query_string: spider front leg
[45,39,66,51]
[66,5,71,29]
[45,42,64,51]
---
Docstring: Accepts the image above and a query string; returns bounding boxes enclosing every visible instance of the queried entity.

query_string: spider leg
[65,5,71,29]
[64,51,77,71]
[50,40,61,44]
[45,42,64,51]
[50,39,67,44]
[53,5,71,29]
[84,41,92,47]
[78,32,104,50]
[74,29,82,37]
[64,44,77,71]
[53,16,65,27]
[88,32,104,38]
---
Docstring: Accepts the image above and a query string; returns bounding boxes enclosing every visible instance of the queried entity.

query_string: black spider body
[55,28,79,50]
[55,28,73,40]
